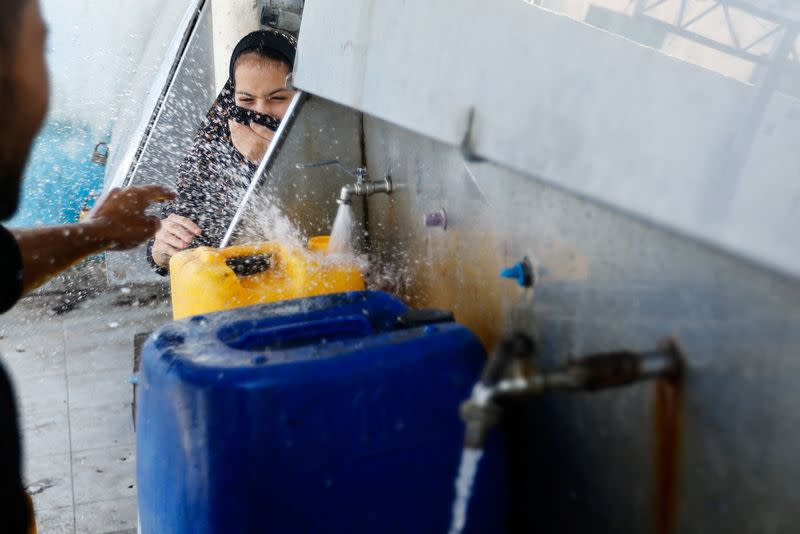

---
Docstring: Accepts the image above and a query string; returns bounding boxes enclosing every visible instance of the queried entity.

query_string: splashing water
[447,447,484,534]
[237,194,304,247]
[328,203,356,255]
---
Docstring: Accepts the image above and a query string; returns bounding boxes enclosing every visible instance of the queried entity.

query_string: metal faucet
[295,159,393,205]
[460,333,685,448]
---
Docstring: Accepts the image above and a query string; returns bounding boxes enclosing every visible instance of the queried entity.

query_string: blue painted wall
[9,121,107,227]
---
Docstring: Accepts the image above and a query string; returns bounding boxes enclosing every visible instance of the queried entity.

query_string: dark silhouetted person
[0,1,175,531]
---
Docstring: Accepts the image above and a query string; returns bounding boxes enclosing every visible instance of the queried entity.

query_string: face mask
[228,104,281,132]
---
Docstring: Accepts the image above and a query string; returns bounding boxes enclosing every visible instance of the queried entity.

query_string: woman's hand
[229,119,274,163]
[151,213,202,267]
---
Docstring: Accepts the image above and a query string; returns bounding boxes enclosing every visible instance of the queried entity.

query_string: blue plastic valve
[500,259,533,287]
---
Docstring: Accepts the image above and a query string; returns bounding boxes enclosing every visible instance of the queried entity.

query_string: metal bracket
[259,0,304,32]
[460,107,486,163]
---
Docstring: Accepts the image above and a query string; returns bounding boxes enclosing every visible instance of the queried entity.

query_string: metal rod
[294,159,363,178]
[119,0,207,189]
[459,335,685,448]
[219,91,307,248]
[488,342,683,402]
[295,159,341,169]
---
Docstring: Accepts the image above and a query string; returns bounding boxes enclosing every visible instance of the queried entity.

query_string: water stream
[447,447,484,534]
[328,203,356,255]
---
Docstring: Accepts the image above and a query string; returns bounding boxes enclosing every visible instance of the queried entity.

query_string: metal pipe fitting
[460,332,535,448]
[337,175,393,205]
[294,160,393,205]
[459,335,685,449]
[487,344,682,399]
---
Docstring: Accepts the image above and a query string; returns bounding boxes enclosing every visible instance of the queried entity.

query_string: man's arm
[11,185,174,294]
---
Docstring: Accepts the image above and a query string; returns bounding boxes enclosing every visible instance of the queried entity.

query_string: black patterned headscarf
[202,28,297,153]
[220,28,297,134]
[147,29,297,272]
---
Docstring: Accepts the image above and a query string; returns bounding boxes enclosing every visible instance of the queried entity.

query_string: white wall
[535,0,800,86]
[296,0,800,279]
[41,0,190,134]
[211,0,260,90]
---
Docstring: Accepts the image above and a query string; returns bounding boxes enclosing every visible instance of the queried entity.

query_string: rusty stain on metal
[652,375,684,534]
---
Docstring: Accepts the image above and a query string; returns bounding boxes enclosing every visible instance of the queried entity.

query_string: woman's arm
[11,185,174,293]
[149,156,204,270]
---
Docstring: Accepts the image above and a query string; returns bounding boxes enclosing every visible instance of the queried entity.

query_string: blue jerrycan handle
[224,315,373,351]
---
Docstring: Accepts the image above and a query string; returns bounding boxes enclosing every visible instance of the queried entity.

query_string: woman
[148,29,297,274]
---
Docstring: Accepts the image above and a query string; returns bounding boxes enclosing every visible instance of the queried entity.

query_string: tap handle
[295,159,365,179]
[481,332,535,387]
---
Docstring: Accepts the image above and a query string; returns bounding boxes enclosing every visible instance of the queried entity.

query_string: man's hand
[151,213,202,267]
[84,185,176,251]
[11,185,175,293]
[229,119,274,163]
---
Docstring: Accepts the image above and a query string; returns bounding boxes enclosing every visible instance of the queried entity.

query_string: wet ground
[0,266,170,534]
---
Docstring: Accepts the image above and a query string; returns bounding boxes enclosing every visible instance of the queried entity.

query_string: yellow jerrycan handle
[217,243,282,278]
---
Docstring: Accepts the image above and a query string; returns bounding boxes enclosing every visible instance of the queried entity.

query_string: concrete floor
[0,277,171,534]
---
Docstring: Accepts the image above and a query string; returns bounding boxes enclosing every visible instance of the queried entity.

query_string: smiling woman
[147,28,297,274]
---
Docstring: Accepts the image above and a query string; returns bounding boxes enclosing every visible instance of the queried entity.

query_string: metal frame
[633,0,799,67]
[112,0,208,189]
[630,0,800,224]
[220,91,308,247]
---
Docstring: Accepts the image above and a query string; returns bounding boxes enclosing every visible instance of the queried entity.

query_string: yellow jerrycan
[169,236,365,320]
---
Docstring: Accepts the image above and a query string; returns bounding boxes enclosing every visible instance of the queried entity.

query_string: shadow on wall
[10,121,107,227]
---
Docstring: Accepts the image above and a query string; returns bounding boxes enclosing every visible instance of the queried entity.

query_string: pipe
[212,0,260,91]
[459,335,685,449]
[488,343,683,399]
